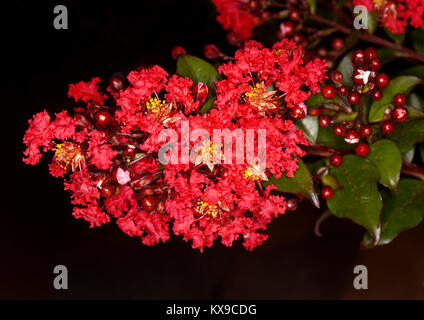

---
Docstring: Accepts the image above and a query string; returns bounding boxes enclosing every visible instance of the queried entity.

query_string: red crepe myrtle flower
[354,0,424,33]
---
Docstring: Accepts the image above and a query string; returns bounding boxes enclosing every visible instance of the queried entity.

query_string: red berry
[289,10,300,21]
[290,105,306,119]
[355,142,370,157]
[370,58,381,71]
[321,186,334,200]
[123,144,137,158]
[375,73,389,89]
[317,47,327,57]
[381,121,394,134]
[344,129,360,144]
[330,155,342,166]
[308,107,322,116]
[392,93,406,107]
[352,50,365,67]
[192,82,209,106]
[286,198,298,211]
[319,115,331,127]
[203,44,222,59]
[338,85,348,96]
[360,125,373,137]
[371,89,383,101]
[74,112,93,130]
[227,32,241,46]
[334,125,345,136]
[322,85,336,99]
[171,46,186,60]
[365,48,377,62]
[332,38,344,51]
[348,92,360,105]
[100,184,116,198]
[109,76,124,91]
[293,33,303,43]
[141,196,158,212]
[94,110,112,129]
[331,71,343,83]
[392,106,408,122]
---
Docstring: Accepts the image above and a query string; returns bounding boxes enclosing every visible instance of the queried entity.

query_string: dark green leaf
[199,96,215,114]
[176,54,220,93]
[412,29,424,55]
[333,111,357,123]
[296,115,318,143]
[376,48,406,64]
[317,126,355,150]
[305,92,344,107]
[384,28,405,45]
[337,52,353,88]
[395,65,424,79]
[391,118,424,153]
[363,179,424,246]
[327,155,382,240]
[322,174,342,190]
[367,140,401,190]
[263,158,318,206]
[368,76,422,122]
[405,105,424,120]
[408,93,424,110]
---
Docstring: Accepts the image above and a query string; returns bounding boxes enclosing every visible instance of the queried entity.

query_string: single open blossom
[354,0,424,33]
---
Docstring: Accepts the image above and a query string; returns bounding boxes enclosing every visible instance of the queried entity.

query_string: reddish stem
[308,14,424,63]
[304,144,424,180]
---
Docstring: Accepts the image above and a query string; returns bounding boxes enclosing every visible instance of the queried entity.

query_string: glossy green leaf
[305,92,344,108]
[199,96,215,114]
[337,52,353,87]
[363,179,424,246]
[391,118,424,153]
[327,155,382,240]
[395,65,424,79]
[376,48,405,65]
[322,174,342,190]
[408,93,424,110]
[296,115,318,143]
[412,29,424,55]
[367,140,401,190]
[317,126,355,150]
[177,54,220,93]
[384,28,405,45]
[333,111,357,123]
[368,76,422,122]
[405,105,424,120]
[263,158,318,207]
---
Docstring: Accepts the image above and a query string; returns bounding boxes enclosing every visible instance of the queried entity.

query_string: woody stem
[308,14,424,63]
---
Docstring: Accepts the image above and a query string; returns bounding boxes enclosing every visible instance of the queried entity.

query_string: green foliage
[363,179,424,247]
[391,118,424,153]
[326,155,382,241]
[367,140,402,190]
[368,76,422,122]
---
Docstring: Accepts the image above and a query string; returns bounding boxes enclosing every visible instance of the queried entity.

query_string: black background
[2,0,424,299]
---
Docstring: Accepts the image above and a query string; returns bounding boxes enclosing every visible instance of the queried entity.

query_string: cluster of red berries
[315,48,410,201]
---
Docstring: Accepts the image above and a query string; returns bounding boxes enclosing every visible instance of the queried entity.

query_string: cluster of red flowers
[23,39,327,251]
[212,0,258,45]
[354,0,424,33]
